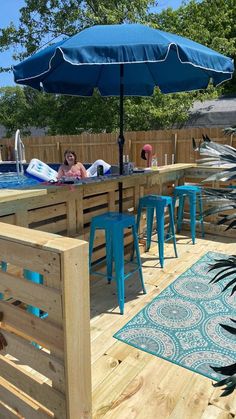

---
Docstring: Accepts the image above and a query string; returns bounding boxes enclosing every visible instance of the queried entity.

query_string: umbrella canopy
[14,24,234,95]
[13,23,234,211]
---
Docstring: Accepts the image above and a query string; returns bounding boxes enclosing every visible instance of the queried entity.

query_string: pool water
[0,173,41,189]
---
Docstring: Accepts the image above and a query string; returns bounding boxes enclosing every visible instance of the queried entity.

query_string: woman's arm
[79,163,88,178]
[57,165,65,180]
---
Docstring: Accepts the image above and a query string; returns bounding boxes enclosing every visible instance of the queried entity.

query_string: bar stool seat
[89,211,146,314]
[174,185,204,244]
[136,195,178,268]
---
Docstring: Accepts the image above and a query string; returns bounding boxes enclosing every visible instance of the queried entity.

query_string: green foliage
[0,86,32,136]
[208,256,236,396]
[0,0,157,61]
[209,256,236,295]
[150,0,236,94]
[0,86,203,136]
[0,0,235,134]
[194,131,236,397]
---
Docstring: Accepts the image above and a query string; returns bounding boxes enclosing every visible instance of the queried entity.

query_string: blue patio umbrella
[13,24,234,212]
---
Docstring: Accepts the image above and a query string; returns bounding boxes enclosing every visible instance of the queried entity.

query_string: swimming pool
[0,172,41,189]
[0,162,119,189]
[0,162,59,189]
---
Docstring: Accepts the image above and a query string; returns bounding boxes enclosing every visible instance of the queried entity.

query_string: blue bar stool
[0,261,7,300]
[0,262,46,319]
[89,212,146,314]
[173,185,204,244]
[23,270,44,317]
[136,195,178,268]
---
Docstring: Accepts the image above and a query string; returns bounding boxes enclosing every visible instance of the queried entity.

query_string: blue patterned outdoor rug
[114,251,236,381]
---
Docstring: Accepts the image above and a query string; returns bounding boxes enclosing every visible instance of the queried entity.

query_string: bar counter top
[0,162,233,241]
[0,188,47,203]
[2,163,232,205]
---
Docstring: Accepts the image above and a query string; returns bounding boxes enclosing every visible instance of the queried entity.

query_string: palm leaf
[201,186,236,231]
[208,256,236,295]
[193,136,236,183]
[210,319,236,396]
[219,323,236,335]
[193,135,236,396]
[219,217,236,231]
[212,374,236,396]
[224,126,236,136]
[203,205,236,217]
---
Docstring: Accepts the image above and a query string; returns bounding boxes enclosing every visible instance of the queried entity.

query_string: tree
[0,0,235,135]
[0,0,157,68]
[0,86,32,136]
[150,0,236,93]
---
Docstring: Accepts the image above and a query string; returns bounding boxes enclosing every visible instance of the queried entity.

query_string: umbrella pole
[118,64,124,213]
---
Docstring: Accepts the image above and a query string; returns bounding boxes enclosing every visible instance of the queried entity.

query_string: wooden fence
[1,128,235,166]
[0,223,91,418]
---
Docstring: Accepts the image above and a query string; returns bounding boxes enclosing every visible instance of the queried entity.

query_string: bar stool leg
[132,226,146,294]
[146,207,154,251]
[24,270,43,317]
[132,203,142,261]
[0,261,7,300]
[189,194,196,244]
[136,203,142,234]
[168,203,178,258]
[113,228,125,314]
[177,195,185,233]
[89,223,96,272]
[156,206,165,268]
[105,229,113,283]
[198,193,205,238]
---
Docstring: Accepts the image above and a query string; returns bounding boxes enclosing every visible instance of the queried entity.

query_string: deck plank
[91,232,235,419]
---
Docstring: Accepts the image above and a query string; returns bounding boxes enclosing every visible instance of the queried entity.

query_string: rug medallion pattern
[114,252,236,381]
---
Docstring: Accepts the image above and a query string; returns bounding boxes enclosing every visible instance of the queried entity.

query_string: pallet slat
[1,330,65,393]
[0,357,66,417]
[0,302,64,355]
[0,271,62,325]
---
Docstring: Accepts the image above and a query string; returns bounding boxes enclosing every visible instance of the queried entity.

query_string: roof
[0,126,47,140]
[182,96,236,128]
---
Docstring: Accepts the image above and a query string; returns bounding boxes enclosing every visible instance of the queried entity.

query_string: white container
[151,157,158,169]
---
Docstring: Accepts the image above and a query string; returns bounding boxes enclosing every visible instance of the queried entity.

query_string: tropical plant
[224,126,236,136]
[193,134,236,396]
[192,135,236,231]
[208,255,236,396]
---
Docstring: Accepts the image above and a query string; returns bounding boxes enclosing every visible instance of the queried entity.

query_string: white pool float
[86,159,111,177]
[26,159,58,182]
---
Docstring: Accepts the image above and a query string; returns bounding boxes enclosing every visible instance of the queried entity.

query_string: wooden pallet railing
[0,223,91,418]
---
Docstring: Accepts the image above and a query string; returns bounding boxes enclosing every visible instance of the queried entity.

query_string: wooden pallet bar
[0,223,91,418]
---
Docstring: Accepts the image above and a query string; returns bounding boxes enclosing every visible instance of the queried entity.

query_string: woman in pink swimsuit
[57,150,87,180]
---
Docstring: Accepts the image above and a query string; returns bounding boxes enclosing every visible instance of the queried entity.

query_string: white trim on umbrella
[14,42,234,86]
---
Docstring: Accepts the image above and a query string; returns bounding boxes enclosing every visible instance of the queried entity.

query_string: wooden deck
[90,231,235,419]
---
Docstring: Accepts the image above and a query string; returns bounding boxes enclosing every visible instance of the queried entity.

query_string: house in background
[0,125,47,140]
[181,96,236,128]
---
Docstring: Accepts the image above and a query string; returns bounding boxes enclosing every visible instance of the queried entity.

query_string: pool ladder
[15,129,26,177]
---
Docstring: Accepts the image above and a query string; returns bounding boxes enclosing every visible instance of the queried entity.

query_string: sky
[0,0,183,88]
